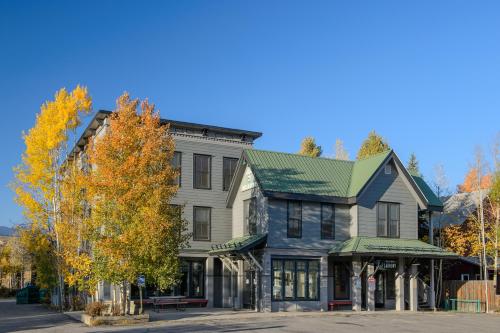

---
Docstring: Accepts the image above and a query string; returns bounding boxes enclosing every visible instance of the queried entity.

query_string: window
[384,164,392,174]
[377,202,400,238]
[271,259,320,301]
[244,198,257,235]
[193,154,211,189]
[461,274,470,281]
[172,151,182,186]
[333,263,350,300]
[179,259,205,298]
[321,203,335,239]
[223,157,239,191]
[103,281,111,300]
[193,206,211,241]
[287,201,302,238]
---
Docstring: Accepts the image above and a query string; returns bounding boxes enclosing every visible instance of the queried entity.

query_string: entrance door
[242,269,256,309]
[375,271,385,308]
[213,258,223,307]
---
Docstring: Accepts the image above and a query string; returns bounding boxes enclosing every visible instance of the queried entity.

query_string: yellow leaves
[12,85,93,290]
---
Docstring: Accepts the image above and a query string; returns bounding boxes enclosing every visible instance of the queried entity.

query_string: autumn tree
[458,167,492,192]
[12,86,92,309]
[407,153,420,175]
[85,93,189,314]
[298,137,322,157]
[334,139,349,160]
[356,130,390,159]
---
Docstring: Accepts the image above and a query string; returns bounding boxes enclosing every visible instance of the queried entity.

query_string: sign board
[137,275,145,287]
[368,276,376,292]
[375,260,397,270]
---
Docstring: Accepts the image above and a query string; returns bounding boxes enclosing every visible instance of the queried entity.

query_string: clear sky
[1,0,499,227]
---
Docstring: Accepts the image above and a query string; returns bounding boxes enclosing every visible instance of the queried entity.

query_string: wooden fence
[442,280,499,312]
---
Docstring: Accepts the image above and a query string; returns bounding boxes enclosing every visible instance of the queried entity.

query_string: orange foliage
[458,168,491,192]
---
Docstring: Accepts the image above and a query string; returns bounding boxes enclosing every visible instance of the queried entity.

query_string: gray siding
[357,160,418,239]
[232,166,267,238]
[171,134,252,253]
[267,199,350,250]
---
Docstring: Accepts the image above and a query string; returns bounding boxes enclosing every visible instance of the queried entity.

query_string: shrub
[85,302,108,317]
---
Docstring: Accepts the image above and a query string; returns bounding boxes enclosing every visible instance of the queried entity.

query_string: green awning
[209,234,267,255]
[329,237,457,258]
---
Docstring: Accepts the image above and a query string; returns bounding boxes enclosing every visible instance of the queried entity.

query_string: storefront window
[308,261,319,300]
[284,260,295,299]
[272,261,282,300]
[179,259,205,298]
[272,259,320,301]
[296,261,307,298]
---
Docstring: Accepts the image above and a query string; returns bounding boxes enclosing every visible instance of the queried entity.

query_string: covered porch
[329,237,457,312]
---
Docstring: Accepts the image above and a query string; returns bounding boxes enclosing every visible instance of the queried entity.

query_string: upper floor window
[223,157,239,191]
[193,206,211,241]
[172,151,182,186]
[244,198,257,235]
[193,154,211,189]
[321,203,335,239]
[377,202,400,238]
[287,200,302,238]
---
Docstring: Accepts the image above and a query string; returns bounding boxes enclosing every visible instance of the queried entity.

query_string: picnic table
[445,298,481,313]
[151,296,188,312]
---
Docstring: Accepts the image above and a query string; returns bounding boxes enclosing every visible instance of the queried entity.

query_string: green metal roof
[243,149,391,199]
[329,237,456,258]
[209,234,267,255]
[411,174,443,208]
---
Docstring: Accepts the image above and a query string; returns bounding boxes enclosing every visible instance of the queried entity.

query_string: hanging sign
[375,260,397,270]
[368,276,376,292]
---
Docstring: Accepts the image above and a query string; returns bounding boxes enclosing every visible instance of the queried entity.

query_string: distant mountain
[0,226,14,236]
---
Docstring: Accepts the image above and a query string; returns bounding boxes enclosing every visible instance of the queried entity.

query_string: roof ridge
[246,148,355,164]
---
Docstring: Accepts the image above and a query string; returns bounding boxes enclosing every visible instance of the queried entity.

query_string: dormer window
[384,164,392,175]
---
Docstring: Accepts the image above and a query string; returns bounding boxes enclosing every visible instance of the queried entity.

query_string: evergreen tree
[298,137,322,157]
[407,153,420,175]
[356,130,390,159]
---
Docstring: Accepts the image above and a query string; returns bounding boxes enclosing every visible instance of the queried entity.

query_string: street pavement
[1,298,499,333]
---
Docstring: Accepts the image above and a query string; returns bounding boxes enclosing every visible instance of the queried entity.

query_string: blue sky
[1,0,499,227]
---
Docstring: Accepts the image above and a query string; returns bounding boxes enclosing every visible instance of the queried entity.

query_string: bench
[153,299,188,312]
[328,300,352,311]
[184,299,208,307]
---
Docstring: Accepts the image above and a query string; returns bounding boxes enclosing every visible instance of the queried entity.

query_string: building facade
[211,149,455,312]
[72,111,455,312]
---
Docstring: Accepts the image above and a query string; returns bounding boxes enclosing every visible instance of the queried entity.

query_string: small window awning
[209,234,267,256]
[329,237,457,259]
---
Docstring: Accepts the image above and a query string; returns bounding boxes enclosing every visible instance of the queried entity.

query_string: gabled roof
[411,174,443,209]
[329,237,457,258]
[239,149,440,209]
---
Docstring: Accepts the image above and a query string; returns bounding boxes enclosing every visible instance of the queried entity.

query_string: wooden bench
[153,299,188,312]
[328,300,352,311]
[185,299,208,307]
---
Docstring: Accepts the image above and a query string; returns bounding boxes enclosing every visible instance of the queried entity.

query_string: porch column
[410,263,419,311]
[395,257,405,311]
[237,259,244,309]
[351,256,362,311]
[366,263,375,311]
[261,251,272,312]
[320,255,328,311]
[206,257,214,308]
[428,211,436,310]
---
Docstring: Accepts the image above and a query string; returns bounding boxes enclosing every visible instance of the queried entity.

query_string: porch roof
[329,236,457,259]
[208,234,267,255]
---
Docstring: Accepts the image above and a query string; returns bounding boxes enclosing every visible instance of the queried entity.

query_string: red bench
[185,299,208,307]
[328,300,352,311]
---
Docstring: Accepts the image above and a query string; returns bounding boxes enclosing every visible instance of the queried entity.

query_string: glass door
[375,271,385,307]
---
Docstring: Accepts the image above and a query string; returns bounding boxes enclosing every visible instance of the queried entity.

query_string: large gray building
[73,110,455,312]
